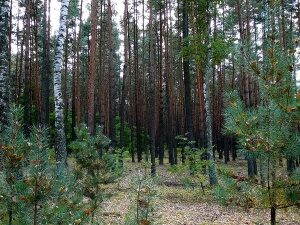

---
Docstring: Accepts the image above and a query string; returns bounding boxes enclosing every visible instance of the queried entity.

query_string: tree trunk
[128,17,135,162]
[237,0,257,178]
[134,0,142,161]
[24,0,31,137]
[33,4,41,124]
[271,206,276,225]
[298,0,300,36]
[0,0,10,133]
[177,6,185,163]
[280,0,286,50]
[120,0,129,150]
[204,0,218,185]
[158,4,164,165]
[141,0,149,161]
[108,0,116,150]
[7,0,11,101]
[0,0,10,171]
[53,0,70,166]
[88,0,98,134]
[63,25,69,147]
[165,0,175,165]
[75,0,83,127]
[97,0,104,127]
[182,0,194,144]
[41,0,50,127]
[149,0,156,176]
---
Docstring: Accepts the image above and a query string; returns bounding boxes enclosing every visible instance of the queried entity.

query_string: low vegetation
[0,107,299,225]
[97,159,299,225]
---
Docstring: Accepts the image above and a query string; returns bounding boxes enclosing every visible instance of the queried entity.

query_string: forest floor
[96,158,300,225]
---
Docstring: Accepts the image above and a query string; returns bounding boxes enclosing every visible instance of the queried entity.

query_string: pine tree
[220,33,300,225]
[0,107,83,224]
[0,106,123,224]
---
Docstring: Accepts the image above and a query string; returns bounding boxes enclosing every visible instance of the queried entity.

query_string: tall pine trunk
[108,0,116,149]
[149,0,156,176]
[120,0,129,150]
[182,0,194,145]
[24,0,31,137]
[75,0,83,127]
[88,0,98,134]
[53,0,70,165]
[133,0,142,161]
[41,0,50,127]
[158,4,164,165]
[204,0,218,185]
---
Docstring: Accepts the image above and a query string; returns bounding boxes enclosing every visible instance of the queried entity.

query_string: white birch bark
[0,0,10,129]
[53,0,70,165]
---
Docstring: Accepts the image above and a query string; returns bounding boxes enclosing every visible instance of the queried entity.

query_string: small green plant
[170,135,211,192]
[69,124,124,222]
[124,161,157,225]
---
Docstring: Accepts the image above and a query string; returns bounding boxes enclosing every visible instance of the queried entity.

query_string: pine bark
[204,0,218,185]
[108,0,116,149]
[158,4,164,165]
[182,0,194,144]
[75,0,83,127]
[120,0,129,149]
[41,0,50,127]
[88,0,98,134]
[53,0,70,165]
[33,4,41,123]
[149,0,156,176]
[134,0,142,161]
[165,0,175,165]
[24,0,31,137]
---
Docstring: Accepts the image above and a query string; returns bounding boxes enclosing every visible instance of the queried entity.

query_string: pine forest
[0,0,300,224]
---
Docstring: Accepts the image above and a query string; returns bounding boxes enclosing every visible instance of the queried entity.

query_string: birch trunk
[0,0,10,130]
[53,0,70,165]
[0,0,9,170]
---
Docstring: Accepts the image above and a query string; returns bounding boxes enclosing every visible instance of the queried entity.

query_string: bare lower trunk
[108,0,116,149]
[88,0,98,134]
[53,0,70,166]
[271,206,276,225]
[149,0,156,176]
[204,1,218,185]
[0,0,10,131]
[0,0,10,170]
